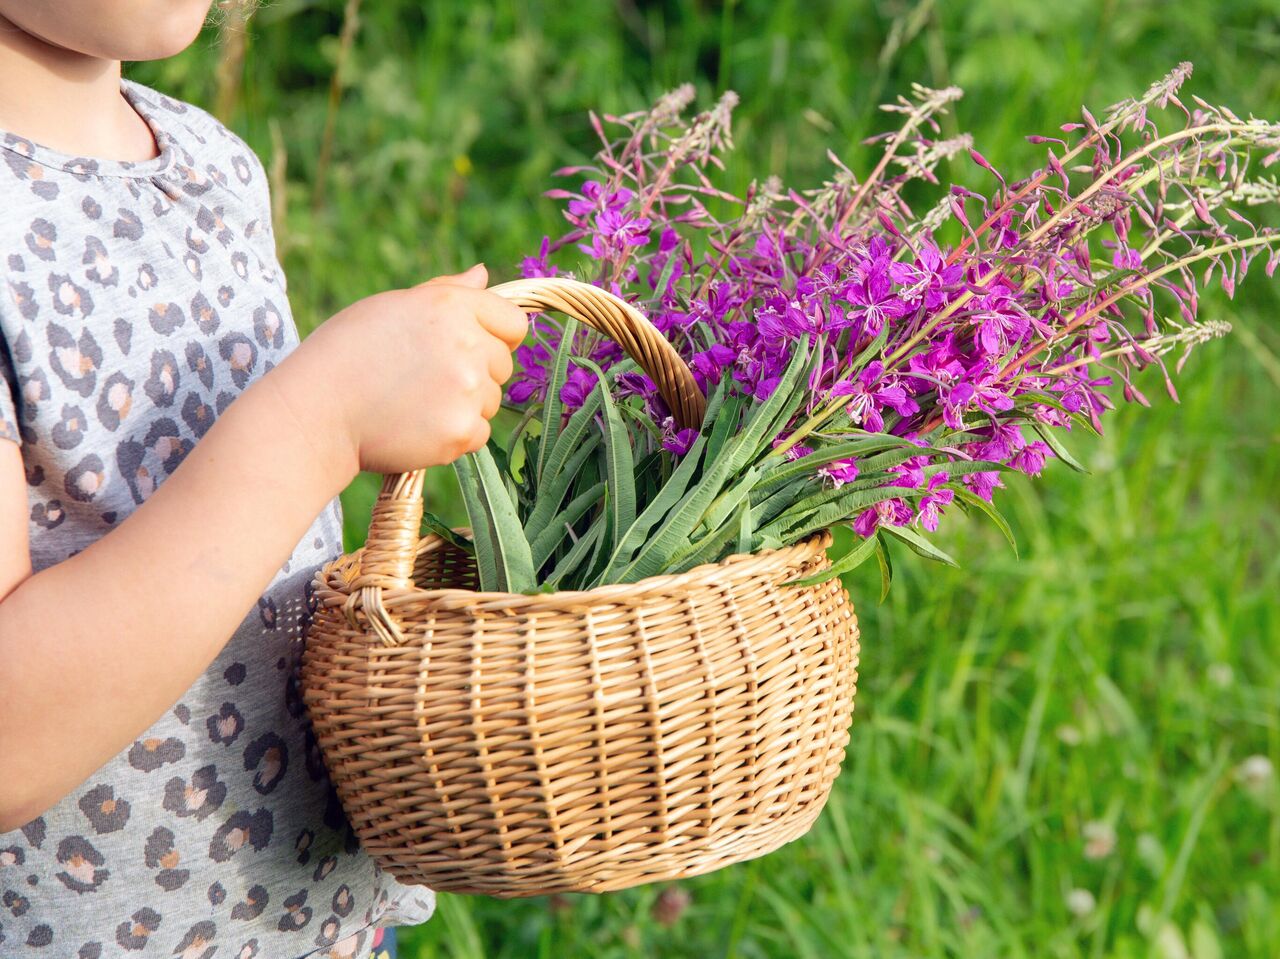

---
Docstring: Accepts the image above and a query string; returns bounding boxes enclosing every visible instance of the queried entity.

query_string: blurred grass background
[131,1,1280,955]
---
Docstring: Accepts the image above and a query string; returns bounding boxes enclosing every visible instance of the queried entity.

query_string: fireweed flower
[830,361,920,431]
[497,64,1277,590]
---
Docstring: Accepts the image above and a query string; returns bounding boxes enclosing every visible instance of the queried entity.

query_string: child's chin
[40,0,214,63]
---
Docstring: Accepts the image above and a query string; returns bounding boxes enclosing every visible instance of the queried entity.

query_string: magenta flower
[853,498,914,537]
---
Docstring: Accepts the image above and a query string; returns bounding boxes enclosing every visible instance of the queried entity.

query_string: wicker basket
[301,276,861,897]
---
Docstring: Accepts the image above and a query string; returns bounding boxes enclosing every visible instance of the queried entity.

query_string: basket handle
[350,276,707,624]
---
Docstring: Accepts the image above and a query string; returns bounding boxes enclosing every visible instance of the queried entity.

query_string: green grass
[131,1,1280,954]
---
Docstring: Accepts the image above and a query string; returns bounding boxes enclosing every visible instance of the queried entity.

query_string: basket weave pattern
[301,277,862,896]
[303,532,858,895]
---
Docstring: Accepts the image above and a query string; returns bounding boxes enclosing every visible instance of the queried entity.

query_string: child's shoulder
[123,78,271,187]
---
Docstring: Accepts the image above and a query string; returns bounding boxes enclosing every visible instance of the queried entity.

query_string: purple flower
[661,418,699,455]
[507,342,552,403]
[917,473,954,531]
[1011,440,1052,475]
[842,259,911,337]
[830,361,919,431]
[970,294,1032,357]
[818,458,860,487]
[853,497,913,537]
[962,470,1004,503]
[520,236,559,279]
[580,208,652,260]
[559,365,596,410]
[889,240,961,309]
[690,344,738,390]
[975,421,1026,462]
[939,365,1015,429]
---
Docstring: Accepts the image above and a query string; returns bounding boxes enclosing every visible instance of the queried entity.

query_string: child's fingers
[480,380,503,420]
[484,337,515,385]
[418,262,487,289]
[470,294,529,351]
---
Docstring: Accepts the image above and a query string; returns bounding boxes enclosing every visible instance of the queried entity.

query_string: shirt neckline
[0,78,179,180]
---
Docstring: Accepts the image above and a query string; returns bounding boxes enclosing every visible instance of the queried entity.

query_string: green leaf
[668,499,751,574]
[522,434,600,542]
[876,533,893,602]
[705,391,745,466]
[529,481,606,569]
[545,520,605,589]
[420,509,474,555]
[599,433,707,576]
[574,358,636,555]
[924,459,1012,479]
[452,453,498,590]
[455,446,537,593]
[759,483,909,545]
[612,342,811,584]
[949,485,1019,555]
[535,318,579,485]
[652,248,681,299]
[751,476,818,527]
[783,531,878,587]
[538,387,604,493]
[1032,422,1090,473]
[754,434,917,493]
[699,466,761,533]
[736,501,755,556]
[882,523,959,567]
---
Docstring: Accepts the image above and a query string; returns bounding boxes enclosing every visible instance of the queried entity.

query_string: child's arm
[0,265,526,831]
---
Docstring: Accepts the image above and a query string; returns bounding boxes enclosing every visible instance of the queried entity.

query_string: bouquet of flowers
[440,62,1279,594]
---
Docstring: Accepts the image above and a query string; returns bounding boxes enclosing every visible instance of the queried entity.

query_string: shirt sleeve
[0,336,20,446]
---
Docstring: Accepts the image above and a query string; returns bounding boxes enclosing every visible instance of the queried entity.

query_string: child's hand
[281,263,529,476]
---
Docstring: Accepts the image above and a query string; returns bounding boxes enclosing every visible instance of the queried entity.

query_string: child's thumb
[419,262,488,289]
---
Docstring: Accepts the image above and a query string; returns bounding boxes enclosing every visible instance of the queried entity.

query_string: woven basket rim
[313,528,835,613]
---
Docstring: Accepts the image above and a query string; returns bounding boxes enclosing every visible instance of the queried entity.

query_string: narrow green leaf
[668,500,750,574]
[783,531,878,587]
[876,533,893,602]
[759,484,908,545]
[420,509,474,555]
[754,435,918,493]
[452,453,499,590]
[751,476,818,527]
[539,387,603,491]
[574,358,636,554]
[522,434,600,542]
[529,481,606,569]
[882,523,960,567]
[1033,422,1090,473]
[949,485,1019,556]
[924,459,1012,479]
[600,433,707,574]
[536,318,579,484]
[736,501,755,556]
[699,466,760,533]
[705,392,746,466]
[467,446,537,592]
[545,520,605,589]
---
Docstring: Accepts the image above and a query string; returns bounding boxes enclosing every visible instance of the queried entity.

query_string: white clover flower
[1066,888,1096,918]
[1083,820,1117,860]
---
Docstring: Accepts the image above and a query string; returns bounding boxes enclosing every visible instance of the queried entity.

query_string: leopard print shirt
[0,80,434,957]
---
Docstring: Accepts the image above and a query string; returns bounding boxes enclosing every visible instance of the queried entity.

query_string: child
[0,2,527,955]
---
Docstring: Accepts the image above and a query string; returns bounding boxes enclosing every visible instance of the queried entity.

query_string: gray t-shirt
[0,79,433,957]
